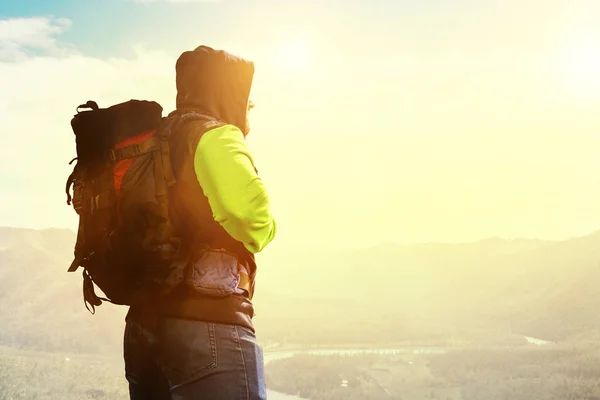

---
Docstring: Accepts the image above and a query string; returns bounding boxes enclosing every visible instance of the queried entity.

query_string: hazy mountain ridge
[0,227,125,354]
[2,227,600,354]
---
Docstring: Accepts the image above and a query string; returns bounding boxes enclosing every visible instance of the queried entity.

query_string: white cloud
[0,17,177,230]
[0,17,73,61]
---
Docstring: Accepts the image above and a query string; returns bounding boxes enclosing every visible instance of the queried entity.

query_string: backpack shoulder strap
[157,111,226,191]
[168,112,225,134]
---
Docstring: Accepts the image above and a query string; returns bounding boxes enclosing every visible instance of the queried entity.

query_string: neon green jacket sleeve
[193,124,277,253]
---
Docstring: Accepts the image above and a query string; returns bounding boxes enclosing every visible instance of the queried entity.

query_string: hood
[175,45,255,132]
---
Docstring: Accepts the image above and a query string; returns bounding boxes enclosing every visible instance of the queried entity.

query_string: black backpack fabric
[65,100,182,312]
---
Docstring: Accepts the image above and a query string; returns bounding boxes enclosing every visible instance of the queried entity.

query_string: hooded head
[175,45,255,134]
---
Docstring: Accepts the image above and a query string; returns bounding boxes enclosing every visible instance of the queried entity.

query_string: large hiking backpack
[65,100,184,313]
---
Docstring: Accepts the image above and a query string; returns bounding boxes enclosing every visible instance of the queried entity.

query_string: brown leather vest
[167,113,256,298]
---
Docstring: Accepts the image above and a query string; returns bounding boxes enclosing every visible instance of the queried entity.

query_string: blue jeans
[124,311,267,399]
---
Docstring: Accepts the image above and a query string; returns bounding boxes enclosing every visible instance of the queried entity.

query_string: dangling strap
[65,173,75,205]
[65,160,78,205]
[82,270,110,314]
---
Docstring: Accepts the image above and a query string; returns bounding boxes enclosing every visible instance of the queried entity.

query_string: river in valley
[264,336,554,399]
[265,346,445,399]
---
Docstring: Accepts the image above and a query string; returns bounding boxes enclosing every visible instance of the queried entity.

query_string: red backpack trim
[113,129,157,223]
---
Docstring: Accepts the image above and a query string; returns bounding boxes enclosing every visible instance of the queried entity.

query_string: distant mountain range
[1,226,599,354]
[0,227,126,354]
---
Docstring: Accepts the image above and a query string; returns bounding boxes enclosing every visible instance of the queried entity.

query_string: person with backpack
[65,45,276,399]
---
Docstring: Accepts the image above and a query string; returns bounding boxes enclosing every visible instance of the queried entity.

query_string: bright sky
[1,0,600,252]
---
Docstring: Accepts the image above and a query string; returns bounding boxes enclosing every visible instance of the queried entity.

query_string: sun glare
[277,41,311,71]
[559,35,600,97]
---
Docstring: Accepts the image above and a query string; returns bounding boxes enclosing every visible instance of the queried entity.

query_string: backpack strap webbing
[154,147,169,216]
[159,137,176,187]
[109,136,160,161]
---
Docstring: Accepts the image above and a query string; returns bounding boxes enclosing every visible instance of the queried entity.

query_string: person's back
[124,45,276,400]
